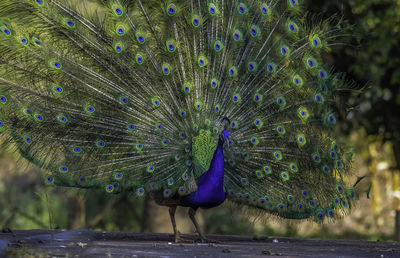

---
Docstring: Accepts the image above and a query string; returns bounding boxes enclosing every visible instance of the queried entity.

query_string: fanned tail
[0,0,356,221]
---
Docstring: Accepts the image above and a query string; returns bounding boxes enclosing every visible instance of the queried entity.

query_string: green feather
[0,0,357,221]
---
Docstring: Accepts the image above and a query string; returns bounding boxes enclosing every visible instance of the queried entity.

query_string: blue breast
[180,140,226,208]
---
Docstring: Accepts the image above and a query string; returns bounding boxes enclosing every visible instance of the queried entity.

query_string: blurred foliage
[1,0,400,242]
[308,0,400,142]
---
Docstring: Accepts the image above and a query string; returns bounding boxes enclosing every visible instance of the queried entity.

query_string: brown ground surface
[0,229,399,257]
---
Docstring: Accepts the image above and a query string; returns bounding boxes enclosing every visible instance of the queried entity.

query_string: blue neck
[202,139,225,183]
[181,139,226,208]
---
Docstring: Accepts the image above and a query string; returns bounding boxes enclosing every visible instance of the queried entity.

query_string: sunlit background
[1,0,399,241]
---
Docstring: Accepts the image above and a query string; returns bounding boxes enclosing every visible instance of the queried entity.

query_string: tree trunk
[392,143,400,241]
[140,195,151,232]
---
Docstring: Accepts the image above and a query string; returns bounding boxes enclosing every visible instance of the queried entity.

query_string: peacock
[0,0,359,242]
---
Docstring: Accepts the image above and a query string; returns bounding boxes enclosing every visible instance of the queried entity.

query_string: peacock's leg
[188,207,217,243]
[168,206,193,243]
[168,206,182,242]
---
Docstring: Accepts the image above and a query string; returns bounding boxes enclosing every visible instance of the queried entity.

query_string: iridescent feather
[0,0,357,235]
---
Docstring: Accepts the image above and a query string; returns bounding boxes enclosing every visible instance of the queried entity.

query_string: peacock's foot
[195,237,220,244]
[173,232,194,243]
[174,236,194,243]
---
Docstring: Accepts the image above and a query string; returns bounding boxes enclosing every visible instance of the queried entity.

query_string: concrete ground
[1,229,399,257]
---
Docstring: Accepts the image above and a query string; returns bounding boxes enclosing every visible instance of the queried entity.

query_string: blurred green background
[1,0,400,241]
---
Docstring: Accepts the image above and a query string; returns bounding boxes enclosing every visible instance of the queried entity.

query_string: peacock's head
[219,117,232,146]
